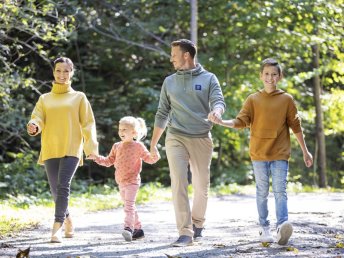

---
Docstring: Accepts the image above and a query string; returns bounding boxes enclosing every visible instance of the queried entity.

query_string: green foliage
[0,0,76,163]
[0,0,343,197]
[213,183,244,195]
[136,182,171,203]
[323,89,344,135]
[0,149,48,201]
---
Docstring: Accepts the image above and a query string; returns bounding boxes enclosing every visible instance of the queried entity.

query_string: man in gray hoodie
[150,39,225,247]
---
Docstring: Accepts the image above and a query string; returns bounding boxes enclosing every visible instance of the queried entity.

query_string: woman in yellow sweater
[27,57,99,243]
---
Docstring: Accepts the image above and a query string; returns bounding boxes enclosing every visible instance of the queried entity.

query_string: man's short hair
[171,39,197,59]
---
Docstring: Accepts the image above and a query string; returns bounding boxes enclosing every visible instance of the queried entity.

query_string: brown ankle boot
[51,222,63,243]
[64,216,74,238]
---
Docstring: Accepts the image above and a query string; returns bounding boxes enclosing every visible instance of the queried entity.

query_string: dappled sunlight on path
[1,193,343,257]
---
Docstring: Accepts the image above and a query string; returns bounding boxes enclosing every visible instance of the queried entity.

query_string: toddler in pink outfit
[89,116,160,241]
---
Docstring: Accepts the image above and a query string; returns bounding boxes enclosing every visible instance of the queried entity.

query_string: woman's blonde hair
[119,116,147,141]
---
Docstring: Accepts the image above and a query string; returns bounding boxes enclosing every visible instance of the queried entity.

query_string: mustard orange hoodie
[232,89,302,161]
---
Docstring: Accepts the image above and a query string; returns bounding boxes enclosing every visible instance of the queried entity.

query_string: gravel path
[1,193,344,258]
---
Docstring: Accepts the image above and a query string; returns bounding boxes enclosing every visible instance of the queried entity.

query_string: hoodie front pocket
[251,129,277,139]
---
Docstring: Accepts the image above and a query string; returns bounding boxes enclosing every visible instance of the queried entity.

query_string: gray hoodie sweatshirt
[154,63,226,138]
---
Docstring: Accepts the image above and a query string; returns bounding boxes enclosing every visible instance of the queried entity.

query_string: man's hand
[150,145,159,159]
[208,108,222,124]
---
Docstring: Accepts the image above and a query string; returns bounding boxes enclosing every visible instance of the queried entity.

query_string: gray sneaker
[193,224,204,241]
[276,221,293,245]
[171,235,193,247]
[122,227,133,242]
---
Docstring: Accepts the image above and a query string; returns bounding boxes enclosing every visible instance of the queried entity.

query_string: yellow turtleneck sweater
[28,82,99,165]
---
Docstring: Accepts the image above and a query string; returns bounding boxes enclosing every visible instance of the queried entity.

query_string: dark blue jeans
[44,156,79,223]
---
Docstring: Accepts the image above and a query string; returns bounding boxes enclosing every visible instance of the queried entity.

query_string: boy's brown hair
[260,58,283,77]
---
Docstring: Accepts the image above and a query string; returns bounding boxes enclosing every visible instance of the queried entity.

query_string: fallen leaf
[335,234,343,239]
[16,247,30,258]
[213,243,226,248]
[261,242,271,247]
[285,246,299,254]
[335,242,344,248]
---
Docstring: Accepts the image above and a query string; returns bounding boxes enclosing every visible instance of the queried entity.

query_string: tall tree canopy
[0,0,343,198]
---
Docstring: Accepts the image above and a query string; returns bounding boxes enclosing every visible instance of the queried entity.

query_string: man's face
[170,46,187,70]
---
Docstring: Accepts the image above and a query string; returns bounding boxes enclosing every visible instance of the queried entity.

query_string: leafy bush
[0,150,48,200]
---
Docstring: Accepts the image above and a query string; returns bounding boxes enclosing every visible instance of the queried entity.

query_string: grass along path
[0,183,342,239]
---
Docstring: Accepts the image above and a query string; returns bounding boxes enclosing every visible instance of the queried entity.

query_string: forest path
[1,193,344,258]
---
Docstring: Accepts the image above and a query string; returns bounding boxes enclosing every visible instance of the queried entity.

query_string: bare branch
[90,21,169,57]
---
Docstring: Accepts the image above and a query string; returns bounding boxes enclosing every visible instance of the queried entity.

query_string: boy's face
[118,123,136,142]
[260,65,281,91]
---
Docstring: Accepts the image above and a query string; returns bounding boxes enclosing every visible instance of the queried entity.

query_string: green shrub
[0,150,48,200]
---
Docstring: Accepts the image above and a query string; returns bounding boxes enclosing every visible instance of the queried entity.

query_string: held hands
[150,145,160,160]
[87,154,99,161]
[27,123,38,135]
[208,109,222,125]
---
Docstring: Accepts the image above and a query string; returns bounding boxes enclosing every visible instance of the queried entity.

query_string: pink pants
[119,183,141,230]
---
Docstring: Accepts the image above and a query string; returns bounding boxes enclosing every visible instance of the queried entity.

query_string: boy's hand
[208,109,222,124]
[303,151,313,167]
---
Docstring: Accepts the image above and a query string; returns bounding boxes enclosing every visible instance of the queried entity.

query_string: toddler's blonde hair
[119,116,147,141]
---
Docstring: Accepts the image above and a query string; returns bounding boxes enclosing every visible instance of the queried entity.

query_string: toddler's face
[260,65,281,90]
[118,123,136,142]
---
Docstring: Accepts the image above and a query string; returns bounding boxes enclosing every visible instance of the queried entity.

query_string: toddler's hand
[151,146,160,160]
[87,154,98,160]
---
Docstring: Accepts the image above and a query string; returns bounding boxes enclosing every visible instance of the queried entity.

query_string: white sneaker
[276,221,293,245]
[259,226,274,243]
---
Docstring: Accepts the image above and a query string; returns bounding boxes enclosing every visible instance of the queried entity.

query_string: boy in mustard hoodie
[212,58,313,245]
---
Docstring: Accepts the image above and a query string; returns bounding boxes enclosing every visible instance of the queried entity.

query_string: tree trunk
[312,44,327,188]
[190,0,197,44]
[190,0,198,60]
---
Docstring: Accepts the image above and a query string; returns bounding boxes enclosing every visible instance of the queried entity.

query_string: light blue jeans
[252,160,289,228]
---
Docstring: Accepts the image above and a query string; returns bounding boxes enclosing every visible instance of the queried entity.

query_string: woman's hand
[27,123,38,135]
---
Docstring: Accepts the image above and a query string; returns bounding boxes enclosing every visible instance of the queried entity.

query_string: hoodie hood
[258,89,285,96]
[176,63,204,76]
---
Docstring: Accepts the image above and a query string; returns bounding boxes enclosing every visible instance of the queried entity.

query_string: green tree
[0,0,76,162]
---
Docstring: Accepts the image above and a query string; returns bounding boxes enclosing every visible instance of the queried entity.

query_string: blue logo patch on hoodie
[195,84,202,91]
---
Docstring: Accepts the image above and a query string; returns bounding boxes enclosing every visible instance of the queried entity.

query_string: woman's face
[53,62,73,84]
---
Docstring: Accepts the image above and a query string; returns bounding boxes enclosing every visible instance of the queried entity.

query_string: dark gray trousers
[44,156,79,223]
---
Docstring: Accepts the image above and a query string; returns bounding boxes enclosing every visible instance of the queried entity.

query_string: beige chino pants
[165,132,213,237]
